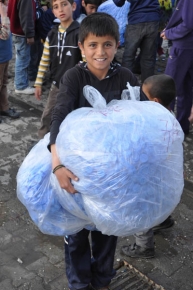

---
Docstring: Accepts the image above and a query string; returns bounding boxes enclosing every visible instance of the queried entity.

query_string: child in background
[122,74,176,259]
[49,12,138,290]
[34,0,82,139]
[0,0,20,122]
[74,0,102,23]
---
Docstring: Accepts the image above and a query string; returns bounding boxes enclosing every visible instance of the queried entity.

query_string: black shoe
[0,116,2,123]
[121,243,155,259]
[1,108,20,119]
[152,216,174,232]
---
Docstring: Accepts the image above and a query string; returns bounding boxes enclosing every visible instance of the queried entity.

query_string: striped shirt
[34,25,66,87]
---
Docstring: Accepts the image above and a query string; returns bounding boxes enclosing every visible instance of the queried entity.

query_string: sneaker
[121,243,155,259]
[152,216,174,232]
[0,108,20,119]
[15,86,35,95]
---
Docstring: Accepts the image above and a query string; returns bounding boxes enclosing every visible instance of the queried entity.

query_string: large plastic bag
[17,86,184,237]
[98,0,130,46]
[17,134,95,236]
[55,86,184,236]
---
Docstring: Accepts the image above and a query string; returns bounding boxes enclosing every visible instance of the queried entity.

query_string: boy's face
[142,83,162,104]
[79,33,118,80]
[52,0,76,26]
[141,84,153,101]
[82,1,98,15]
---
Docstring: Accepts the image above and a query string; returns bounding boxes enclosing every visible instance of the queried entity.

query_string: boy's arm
[17,0,35,40]
[49,68,80,146]
[49,68,80,193]
[165,0,193,40]
[34,37,50,100]
[51,144,78,194]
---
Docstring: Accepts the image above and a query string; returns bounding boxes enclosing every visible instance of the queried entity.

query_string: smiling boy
[34,0,82,138]
[49,13,139,290]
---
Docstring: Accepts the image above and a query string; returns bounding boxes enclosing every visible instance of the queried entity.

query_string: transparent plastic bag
[97,0,130,46]
[121,82,140,101]
[17,86,184,237]
[56,86,184,236]
[17,134,94,236]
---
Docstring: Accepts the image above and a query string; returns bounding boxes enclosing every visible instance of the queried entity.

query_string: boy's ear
[78,41,85,55]
[153,97,160,103]
[81,0,86,7]
[72,2,77,11]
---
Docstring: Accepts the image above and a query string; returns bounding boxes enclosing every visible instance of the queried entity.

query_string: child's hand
[188,106,193,124]
[54,166,79,194]
[35,86,42,100]
[161,29,167,40]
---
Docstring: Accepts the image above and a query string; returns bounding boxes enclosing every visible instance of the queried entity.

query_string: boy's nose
[96,46,105,56]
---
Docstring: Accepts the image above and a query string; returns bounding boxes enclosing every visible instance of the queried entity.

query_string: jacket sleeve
[165,0,193,40]
[49,68,80,145]
[17,0,35,38]
[113,0,126,8]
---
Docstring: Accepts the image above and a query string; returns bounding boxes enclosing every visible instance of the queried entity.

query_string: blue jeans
[122,21,159,82]
[13,35,31,90]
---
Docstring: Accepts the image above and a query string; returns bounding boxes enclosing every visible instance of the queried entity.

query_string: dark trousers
[122,21,159,82]
[0,61,9,112]
[65,229,117,290]
[165,46,193,134]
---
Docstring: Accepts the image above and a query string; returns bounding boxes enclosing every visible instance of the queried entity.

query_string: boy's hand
[35,86,42,100]
[54,166,79,194]
[51,144,79,194]
[27,37,34,45]
[161,29,167,40]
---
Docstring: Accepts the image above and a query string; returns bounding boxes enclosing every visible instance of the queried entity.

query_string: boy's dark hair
[51,0,74,6]
[84,0,102,6]
[144,74,176,107]
[79,12,119,44]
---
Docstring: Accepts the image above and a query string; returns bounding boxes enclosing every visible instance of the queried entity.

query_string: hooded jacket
[49,62,139,145]
[7,0,36,38]
[48,21,82,88]
[165,0,193,49]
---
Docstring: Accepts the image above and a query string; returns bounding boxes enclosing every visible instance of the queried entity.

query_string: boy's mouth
[95,58,107,62]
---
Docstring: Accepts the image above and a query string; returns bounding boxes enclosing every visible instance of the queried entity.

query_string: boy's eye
[89,43,96,48]
[105,43,113,47]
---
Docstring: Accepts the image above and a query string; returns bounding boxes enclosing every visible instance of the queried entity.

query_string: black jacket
[48,21,82,88]
[50,62,139,145]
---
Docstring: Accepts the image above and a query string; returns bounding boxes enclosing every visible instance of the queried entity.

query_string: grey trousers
[134,229,154,249]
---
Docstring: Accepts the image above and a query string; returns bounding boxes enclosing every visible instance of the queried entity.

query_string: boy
[74,0,102,23]
[49,12,139,290]
[0,0,20,122]
[122,74,176,259]
[34,0,82,138]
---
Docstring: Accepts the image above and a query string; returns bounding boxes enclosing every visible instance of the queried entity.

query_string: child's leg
[121,229,155,259]
[0,61,9,112]
[38,84,59,139]
[90,231,117,289]
[65,229,92,290]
